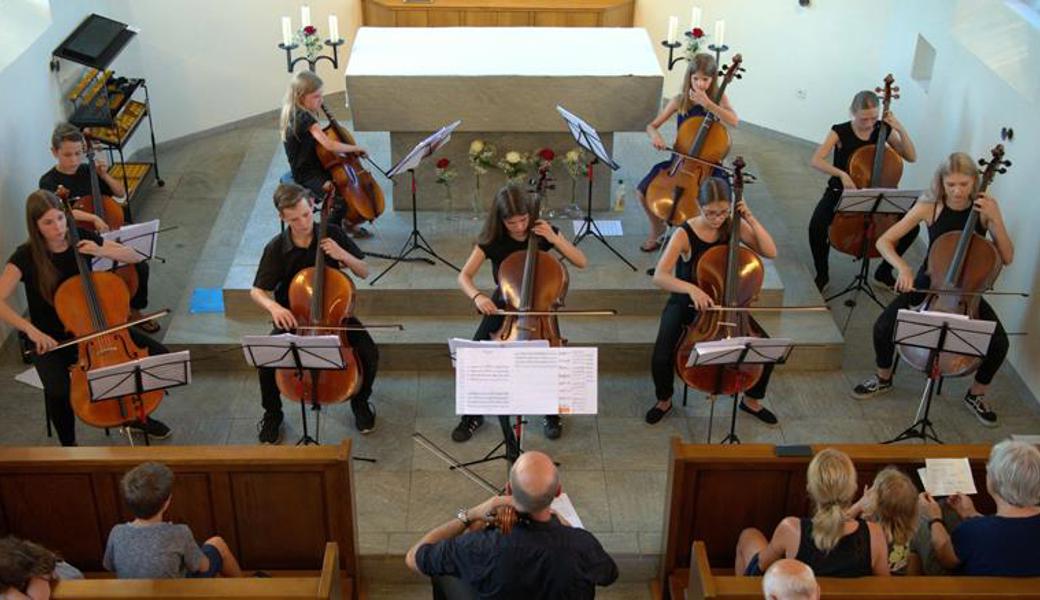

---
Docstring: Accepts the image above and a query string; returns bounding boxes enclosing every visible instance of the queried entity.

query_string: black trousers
[651,300,773,402]
[872,294,1008,386]
[259,317,379,415]
[298,175,347,227]
[130,261,149,310]
[32,328,168,446]
[808,186,919,282]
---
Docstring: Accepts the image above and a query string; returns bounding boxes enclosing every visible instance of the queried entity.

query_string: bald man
[406,451,617,599]
[762,559,819,600]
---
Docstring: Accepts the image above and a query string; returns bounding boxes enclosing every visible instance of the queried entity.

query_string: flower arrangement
[533,147,555,170]
[295,25,324,60]
[684,27,707,59]
[435,157,457,206]
[467,139,497,175]
[561,148,588,181]
[497,150,531,183]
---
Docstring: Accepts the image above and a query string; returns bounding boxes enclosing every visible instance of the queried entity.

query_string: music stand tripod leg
[571,160,637,271]
[720,393,741,444]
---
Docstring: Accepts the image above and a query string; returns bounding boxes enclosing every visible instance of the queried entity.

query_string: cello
[898,144,1010,377]
[645,54,745,227]
[275,183,362,405]
[675,157,767,395]
[316,102,385,226]
[71,140,126,233]
[53,196,162,428]
[493,163,567,346]
[828,74,904,258]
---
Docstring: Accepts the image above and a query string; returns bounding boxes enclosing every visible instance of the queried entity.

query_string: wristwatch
[456,507,471,527]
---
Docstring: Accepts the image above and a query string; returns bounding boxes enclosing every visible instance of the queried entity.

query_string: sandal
[639,239,662,252]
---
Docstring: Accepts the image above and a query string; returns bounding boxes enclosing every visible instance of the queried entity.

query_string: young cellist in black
[39,123,158,332]
[644,176,779,426]
[807,90,917,291]
[250,183,378,444]
[454,184,587,442]
[0,190,170,446]
[851,153,1013,427]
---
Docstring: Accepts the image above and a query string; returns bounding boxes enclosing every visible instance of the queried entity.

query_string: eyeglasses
[701,209,728,218]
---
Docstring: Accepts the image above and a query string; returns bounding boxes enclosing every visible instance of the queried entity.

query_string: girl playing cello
[851,153,1013,427]
[637,54,738,253]
[454,184,587,442]
[0,191,170,446]
[280,71,370,237]
[644,176,779,425]
[807,90,917,291]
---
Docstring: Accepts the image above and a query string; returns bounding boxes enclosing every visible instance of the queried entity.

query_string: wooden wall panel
[0,474,106,568]
[395,11,429,27]
[497,11,533,27]
[463,11,498,27]
[534,11,599,27]
[428,10,462,27]
[363,1,634,28]
[230,472,328,569]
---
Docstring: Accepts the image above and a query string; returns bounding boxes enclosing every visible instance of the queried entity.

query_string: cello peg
[1003,159,1012,167]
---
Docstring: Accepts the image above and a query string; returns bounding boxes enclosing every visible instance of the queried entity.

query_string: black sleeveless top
[828,121,880,189]
[669,221,726,304]
[794,518,873,577]
[914,203,988,288]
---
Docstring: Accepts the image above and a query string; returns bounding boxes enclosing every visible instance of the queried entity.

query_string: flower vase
[470,175,483,220]
[565,179,583,219]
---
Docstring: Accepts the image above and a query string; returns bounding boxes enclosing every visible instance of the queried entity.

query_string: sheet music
[447,337,549,368]
[572,219,623,236]
[388,120,462,176]
[919,458,978,496]
[455,347,597,415]
[86,351,192,400]
[240,334,345,369]
[92,219,160,271]
[894,310,996,358]
[687,337,793,367]
[550,493,585,529]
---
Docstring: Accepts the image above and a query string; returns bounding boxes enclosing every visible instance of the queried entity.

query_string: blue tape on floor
[189,288,225,313]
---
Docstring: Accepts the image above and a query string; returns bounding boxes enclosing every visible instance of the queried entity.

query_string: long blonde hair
[871,467,919,547]
[807,449,857,553]
[280,71,323,142]
[679,53,719,113]
[926,152,978,209]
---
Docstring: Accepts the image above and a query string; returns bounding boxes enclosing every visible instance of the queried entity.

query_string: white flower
[565,149,581,163]
[470,140,485,154]
[506,151,521,164]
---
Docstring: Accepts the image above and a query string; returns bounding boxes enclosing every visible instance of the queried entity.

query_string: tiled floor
[2,106,1038,599]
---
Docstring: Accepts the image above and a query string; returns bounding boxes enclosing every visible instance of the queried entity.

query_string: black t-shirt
[7,229,104,339]
[39,164,113,198]
[828,120,880,189]
[252,224,364,307]
[284,110,326,185]
[478,226,560,286]
[415,515,618,599]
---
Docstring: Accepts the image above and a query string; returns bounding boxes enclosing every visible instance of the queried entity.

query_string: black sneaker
[257,412,284,444]
[543,416,562,440]
[964,392,998,427]
[814,275,829,295]
[351,399,376,434]
[127,417,172,440]
[451,415,484,442]
[851,374,893,399]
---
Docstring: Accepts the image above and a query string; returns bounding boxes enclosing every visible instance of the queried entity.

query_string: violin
[829,74,904,258]
[675,157,767,395]
[898,144,1010,377]
[316,102,385,226]
[275,183,362,404]
[493,164,568,346]
[645,54,745,227]
[53,196,162,428]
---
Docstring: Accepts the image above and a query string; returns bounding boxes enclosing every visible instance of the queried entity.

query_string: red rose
[436,158,450,169]
[691,27,705,38]
[538,148,555,161]
[303,25,317,36]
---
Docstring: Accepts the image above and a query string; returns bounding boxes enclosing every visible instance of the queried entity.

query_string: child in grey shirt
[103,462,242,579]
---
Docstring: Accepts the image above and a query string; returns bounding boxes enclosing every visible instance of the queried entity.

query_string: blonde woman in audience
[846,467,921,574]
[762,559,819,600]
[734,448,889,577]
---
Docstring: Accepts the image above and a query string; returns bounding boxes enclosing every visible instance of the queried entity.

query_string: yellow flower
[565,149,581,162]
[470,140,485,154]
[506,151,522,164]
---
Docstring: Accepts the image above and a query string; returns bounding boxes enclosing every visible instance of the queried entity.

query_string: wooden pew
[0,441,359,599]
[52,542,347,599]
[657,440,1000,599]
[672,541,1040,599]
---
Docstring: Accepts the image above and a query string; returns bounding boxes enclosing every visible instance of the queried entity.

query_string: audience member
[103,462,243,579]
[735,448,889,577]
[762,558,819,600]
[0,536,81,600]
[405,451,617,599]
[921,440,1040,576]
[846,467,920,574]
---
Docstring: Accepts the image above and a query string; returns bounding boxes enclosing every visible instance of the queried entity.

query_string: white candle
[328,14,339,41]
[690,7,701,30]
[281,16,292,45]
[666,16,678,44]
[714,19,725,46]
[301,5,311,27]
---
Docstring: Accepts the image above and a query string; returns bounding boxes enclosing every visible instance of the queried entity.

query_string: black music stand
[370,120,462,285]
[687,337,792,444]
[556,105,636,271]
[242,333,345,446]
[86,350,191,446]
[884,310,995,445]
[825,188,918,331]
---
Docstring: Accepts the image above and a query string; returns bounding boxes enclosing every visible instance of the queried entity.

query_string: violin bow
[47,309,170,352]
[491,309,618,317]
